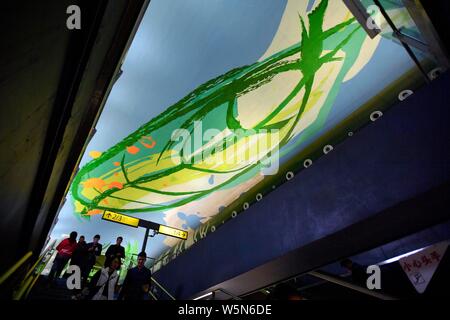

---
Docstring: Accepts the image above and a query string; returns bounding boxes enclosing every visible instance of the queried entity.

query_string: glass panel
[360,0,439,74]
[361,0,429,50]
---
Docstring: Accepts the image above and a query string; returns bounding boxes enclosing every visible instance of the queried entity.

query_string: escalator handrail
[148,288,158,300]
[22,240,56,282]
[124,259,175,300]
[151,276,175,300]
[308,270,399,300]
[13,241,57,300]
[0,251,33,286]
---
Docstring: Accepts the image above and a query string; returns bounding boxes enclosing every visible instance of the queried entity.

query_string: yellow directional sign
[102,210,139,228]
[158,224,188,240]
[101,211,187,240]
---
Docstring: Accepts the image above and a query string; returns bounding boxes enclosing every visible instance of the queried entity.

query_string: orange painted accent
[101,199,109,205]
[113,162,120,166]
[86,209,102,216]
[81,178,106,190]
[127,146,140,154]
[140,136,156,149]
[108,181,124,190]
[89,151,102,159]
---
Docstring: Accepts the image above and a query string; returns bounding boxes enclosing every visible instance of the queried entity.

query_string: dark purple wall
[154,72,450,299]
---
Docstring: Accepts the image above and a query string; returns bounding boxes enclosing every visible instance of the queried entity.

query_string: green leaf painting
[71,0,369,218]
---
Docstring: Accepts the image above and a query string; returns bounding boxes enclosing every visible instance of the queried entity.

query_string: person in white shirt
[90,256,121,300]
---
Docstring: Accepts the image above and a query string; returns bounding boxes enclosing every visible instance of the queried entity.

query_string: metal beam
[396,30,429,53]
[189,182,450,299]
[373,0,431,83]
[402,0,450,69]
[343,0,381,38]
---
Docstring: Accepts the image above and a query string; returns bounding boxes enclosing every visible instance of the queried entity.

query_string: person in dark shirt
[119,251,152,300]
[70,235,89,290]
[104,236,125,267]
[70,235,87,268]
[85,234,102,281]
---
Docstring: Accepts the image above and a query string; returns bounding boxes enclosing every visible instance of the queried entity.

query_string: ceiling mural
[50,0,433,268]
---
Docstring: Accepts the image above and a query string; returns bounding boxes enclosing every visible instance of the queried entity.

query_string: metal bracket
[343,0,381,39]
